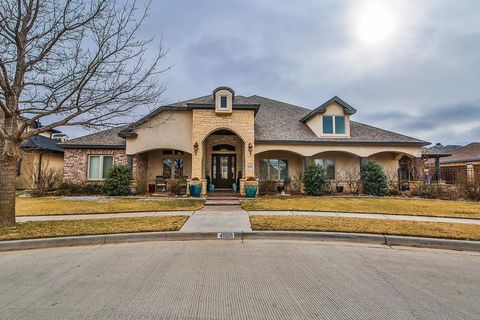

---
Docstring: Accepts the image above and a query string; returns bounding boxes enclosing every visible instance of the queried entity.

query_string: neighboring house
[60,87,429,194]
[17,134,65,190]
[425,143,480,184]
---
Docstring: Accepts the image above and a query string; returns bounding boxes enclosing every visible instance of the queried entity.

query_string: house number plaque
[217,232,235,239]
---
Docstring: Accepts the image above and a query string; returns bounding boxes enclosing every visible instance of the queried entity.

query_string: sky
[62,0,480,146]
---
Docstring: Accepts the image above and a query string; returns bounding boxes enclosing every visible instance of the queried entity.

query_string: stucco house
[16,126,65,190]
[60,87,429,194]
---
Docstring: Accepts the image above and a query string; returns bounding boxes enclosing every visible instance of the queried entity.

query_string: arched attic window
[213,144,236,152]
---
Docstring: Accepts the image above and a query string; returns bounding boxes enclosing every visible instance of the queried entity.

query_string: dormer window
[323,115,345,134]
[220,96,228,108]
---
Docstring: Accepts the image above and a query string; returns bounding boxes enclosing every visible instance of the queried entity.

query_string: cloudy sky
[64,0,480,145]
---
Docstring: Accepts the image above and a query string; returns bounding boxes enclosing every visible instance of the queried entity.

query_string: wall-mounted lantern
[248,143,253,155]
[193,142,199,155]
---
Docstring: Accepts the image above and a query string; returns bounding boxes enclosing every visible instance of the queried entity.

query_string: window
[335,116,345,134]
[323,116,333,134]
[259,159,288,181]
[163,159,184,179]
[163,159,172,178]
[213,144,236,151]
[323,115,346,134]
[220,96,228,108]
[314,159,335,179]
[88,155,114,180]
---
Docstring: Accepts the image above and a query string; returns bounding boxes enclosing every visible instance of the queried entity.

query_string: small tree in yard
[103,165,132,196]
[0,1,168,227]
[303,163,329,196]
[361,160,388,196]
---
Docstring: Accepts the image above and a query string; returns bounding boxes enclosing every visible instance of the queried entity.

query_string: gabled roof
[250,95,427,145]
[21,135,64,153]
[300,96,357,122]
[439,143,480,164]
[68,92,429,148]
[60,126,126,149]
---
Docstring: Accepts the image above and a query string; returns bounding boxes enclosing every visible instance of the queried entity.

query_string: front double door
[212,154,236,188]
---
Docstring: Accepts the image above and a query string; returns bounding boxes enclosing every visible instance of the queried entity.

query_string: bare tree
[0,0,168,227]
[338,166,361,194]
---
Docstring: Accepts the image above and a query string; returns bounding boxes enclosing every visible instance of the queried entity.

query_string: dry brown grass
[242,197,480,219]
[16,197,204,216]
[0,216,189,241]
[250,215,480,241]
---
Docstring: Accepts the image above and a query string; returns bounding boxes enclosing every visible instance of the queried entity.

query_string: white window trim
[322,115,347,136]
[87,155,114,180]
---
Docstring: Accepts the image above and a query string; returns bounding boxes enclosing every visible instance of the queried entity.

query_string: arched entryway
[202,129,245,190]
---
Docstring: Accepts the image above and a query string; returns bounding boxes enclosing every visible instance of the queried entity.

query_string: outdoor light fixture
[193,142,199,155]
[248,143,253,155]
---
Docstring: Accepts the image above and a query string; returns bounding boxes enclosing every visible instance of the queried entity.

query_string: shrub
[290,174,303,195]
[103,165,132,196]
[83,183,104,195]
[259,180,278,195]
[411,182,438,199]
[457,178,480,201]
[361,160,388,196]
[169,180,183,195]
[303,163,329,196]
[57,182,83,195]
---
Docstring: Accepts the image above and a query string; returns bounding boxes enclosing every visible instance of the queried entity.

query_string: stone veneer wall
[63,148,145,183]
[191,109,255,179]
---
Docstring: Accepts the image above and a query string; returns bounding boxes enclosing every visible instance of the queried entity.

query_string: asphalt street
[0,240,479,319]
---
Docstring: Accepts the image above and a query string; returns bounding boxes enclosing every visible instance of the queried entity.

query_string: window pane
[279,160,288,180]
[323,116,333,134]
[269,159,279,180]
[220,96,227,108]
[163,159,172,178]
[335,116,345,134]
[89,156,101,179]
[259,159,269,180]
[174,159,184,179]
[102,156,114,179]
[314,159,324,167]
[326,159,335,179]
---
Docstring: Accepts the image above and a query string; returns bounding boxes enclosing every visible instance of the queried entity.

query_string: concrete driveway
[0,241,479,319]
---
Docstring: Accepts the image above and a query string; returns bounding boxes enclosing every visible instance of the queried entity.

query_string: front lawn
[0,216,188,241]
[16,197,204,216]
[250,215,480,241]
[242,197,480,219]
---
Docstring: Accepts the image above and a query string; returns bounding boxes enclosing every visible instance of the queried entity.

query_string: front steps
[205,191,241,206]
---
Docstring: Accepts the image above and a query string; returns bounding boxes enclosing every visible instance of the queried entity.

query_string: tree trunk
[0,156,17,227]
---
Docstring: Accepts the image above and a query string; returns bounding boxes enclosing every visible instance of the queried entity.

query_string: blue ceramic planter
[244,184,257,198]
[189,183,202,197]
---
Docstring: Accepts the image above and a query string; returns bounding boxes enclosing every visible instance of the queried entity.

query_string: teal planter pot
[244,184,257,198]
[232,183,237,193]
[189,183,202,197]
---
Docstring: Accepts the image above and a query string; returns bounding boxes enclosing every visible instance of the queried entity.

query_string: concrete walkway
[16,209,480,226]
[248,210,480,225]
[180,205,252,232]
[17,211,194,222]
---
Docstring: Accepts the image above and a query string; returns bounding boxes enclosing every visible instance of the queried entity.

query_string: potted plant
[189,177,202,197]
[244,177,258,198]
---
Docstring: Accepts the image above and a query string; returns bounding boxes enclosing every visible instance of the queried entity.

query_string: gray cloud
[60,0,480,146]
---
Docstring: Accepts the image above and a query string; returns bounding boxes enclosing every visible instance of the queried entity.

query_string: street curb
[0,231,479,252]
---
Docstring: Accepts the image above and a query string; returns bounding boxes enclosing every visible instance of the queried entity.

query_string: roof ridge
[60,125,126,144]
[248,95,312,112]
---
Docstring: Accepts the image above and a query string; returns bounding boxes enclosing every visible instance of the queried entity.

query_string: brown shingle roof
[440,143,480,164]
[60,126,126,149]
[65,93,429,148]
